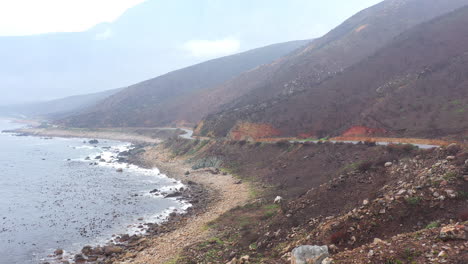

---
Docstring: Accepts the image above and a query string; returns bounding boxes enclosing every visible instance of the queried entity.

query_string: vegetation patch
[406,196,422,206]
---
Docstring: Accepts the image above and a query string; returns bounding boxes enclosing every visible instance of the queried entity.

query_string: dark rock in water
[88,139,99,144]
[95,155,101,160]
[54,248,63,255]
[119,234,131,242]
[74,254,86,263]
[116,168,123,172]
[100,159,106,162]
[85,156,90,160]
[165,192,182,198]
[150,189,159,194]
[81,245,92,256]
[91,247,104,255]
[86,255,98,261]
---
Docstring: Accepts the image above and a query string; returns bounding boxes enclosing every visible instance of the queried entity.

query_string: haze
[0,0,382,105]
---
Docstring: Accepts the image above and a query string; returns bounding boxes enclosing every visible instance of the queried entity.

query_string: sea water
[0,120,188,264]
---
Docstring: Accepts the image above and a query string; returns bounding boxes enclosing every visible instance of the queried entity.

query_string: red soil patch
[298,132,316,139]
[228,122,281,140]
[342,126,387,137]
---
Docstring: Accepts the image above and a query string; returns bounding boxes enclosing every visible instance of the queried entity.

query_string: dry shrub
[387,143,416,154]
[458,209,468,221]
[329,230,347,244]
[357,160,373,172]
[275,140,290,148]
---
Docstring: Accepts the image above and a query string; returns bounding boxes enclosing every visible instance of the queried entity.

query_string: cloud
[95,28,113,40]
[0,0,146,36]
[183,37,241,58]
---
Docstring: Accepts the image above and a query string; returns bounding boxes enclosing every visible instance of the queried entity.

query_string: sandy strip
[118,145,250,264]
[10,128,161,144]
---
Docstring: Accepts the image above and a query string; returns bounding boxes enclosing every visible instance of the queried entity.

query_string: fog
[0,0,382,105]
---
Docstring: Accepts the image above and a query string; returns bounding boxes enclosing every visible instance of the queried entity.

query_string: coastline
[119,144,250,264]
[10,127,162,144]
[13,127,250,264]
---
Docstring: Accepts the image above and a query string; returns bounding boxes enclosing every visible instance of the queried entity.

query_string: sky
[0,0,382,37]
[0,0,384,104]
[0,0,383,58]
[0,0,146,36]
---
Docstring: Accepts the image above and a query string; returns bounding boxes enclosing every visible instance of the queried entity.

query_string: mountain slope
[61,40,309,127]
[198,3,468,140]
[1,0,360,105]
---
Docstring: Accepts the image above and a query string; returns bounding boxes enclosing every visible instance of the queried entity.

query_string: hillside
[196,0,468,140]
[0,0,340,105]
[98,136,468,264]
[61,40,309,128]
[0,88,121,119]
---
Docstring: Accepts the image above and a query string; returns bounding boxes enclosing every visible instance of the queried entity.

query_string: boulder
[54,248,63,255]
[440,224,467,241]
[103,245,123,255]
[116,168,123,172]
[291,245,329,264]
[81,245,92,256]
[88,139,99,144]
[446,156,456,161]
[74,254,86,263]
[274,196,284,204]
[446,143,461,155]
[165,192,182,198]
[384,162,393,168]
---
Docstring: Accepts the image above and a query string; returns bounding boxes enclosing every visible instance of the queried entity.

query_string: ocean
[0,120,188,264]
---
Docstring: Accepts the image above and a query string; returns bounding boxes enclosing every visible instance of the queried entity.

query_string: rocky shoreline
[34,141,210,264]
[12,128,249,264]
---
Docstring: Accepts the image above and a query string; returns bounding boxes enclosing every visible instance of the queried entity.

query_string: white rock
[397,189,407,195]
[384,162,393,167]
[291,245,329,264]
[274,196,284,204]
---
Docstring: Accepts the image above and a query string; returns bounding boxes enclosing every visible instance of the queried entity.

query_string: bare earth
[121,145,250,264]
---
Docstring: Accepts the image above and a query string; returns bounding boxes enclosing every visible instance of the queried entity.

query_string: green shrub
[425,221,440,229]
[406,196,422,205]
